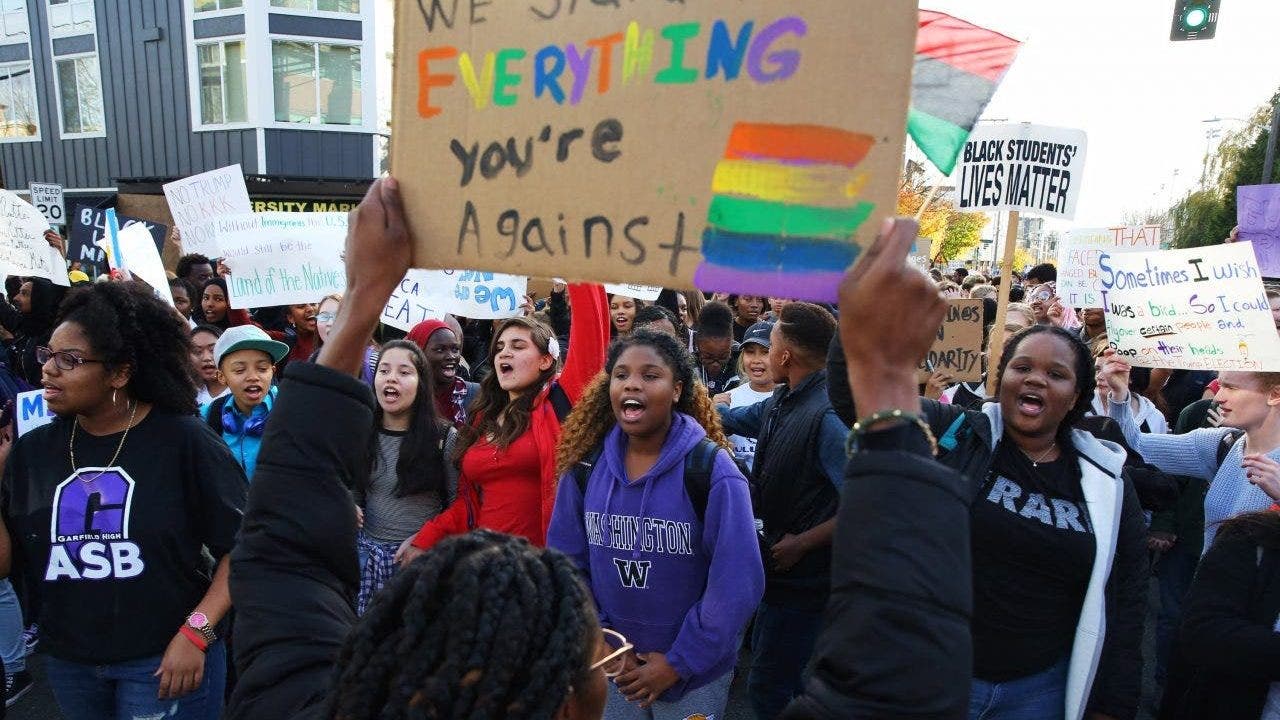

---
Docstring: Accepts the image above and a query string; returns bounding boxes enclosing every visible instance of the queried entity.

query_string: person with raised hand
[827,217,1146,720]
[227,178,610,720]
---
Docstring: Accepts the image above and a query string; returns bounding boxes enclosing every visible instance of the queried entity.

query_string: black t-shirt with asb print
[970,439,1095,682]
[2,411,246,664]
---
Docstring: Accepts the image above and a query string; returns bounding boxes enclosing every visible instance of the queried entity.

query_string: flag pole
[915,183,940,220]
[986,210,1020,396]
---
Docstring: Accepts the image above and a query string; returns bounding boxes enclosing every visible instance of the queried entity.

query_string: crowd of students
[0,179,1273,720]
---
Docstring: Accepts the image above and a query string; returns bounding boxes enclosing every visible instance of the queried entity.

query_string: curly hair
[556,329,731,475]
[456,317,560,459]
[56,281,199,415]
[175,253,212,282]
[994,324,1094,440]
[328,530,597,720]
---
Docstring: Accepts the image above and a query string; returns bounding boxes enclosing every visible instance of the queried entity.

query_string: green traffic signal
[1170,0,1219,41]
[1182,5,1209,29]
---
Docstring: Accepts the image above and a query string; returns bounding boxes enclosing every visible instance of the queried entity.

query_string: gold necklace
[70,401,138,481]
[1023,441,1057,468]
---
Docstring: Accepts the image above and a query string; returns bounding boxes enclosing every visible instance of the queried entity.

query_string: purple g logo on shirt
[46,468,144,581]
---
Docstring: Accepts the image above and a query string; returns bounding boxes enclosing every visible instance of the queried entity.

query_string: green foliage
[1171,89,1278,248]
[936,211,988,263]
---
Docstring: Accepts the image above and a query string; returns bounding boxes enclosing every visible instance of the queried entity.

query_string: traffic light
[1170,0,1220,41]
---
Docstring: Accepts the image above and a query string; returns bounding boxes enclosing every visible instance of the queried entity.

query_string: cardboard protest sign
[918,298,984,382]
[604,283,663,302]
[390,1,916,302]
[213,213,348,309]
[69,204,166,277]
[1237,184,1280,277]
[0,190,69,286]
[163,165,252,257]
[382,270,448,331]
[954,123,1087,220]
[15,389,55,437]
[29,183,65,227]
[1057,225,1162,308]
[1100,242,1280,371]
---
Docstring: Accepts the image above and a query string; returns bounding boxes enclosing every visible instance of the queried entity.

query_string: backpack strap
[1216,429,1246,471]
[681,438,721,523]
[549,383,573,424]
[573,445,606,497]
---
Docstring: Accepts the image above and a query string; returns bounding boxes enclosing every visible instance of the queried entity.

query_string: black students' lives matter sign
[954,123,1088,221]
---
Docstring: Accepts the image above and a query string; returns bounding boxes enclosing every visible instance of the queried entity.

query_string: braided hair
[328,530,598,720]
[994,324,1094,440]
[56,281,199,415]
[556,329,731,475]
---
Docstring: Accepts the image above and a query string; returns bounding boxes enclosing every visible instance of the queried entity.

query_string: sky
[922,0,1280,235]
[374,1,1280,237]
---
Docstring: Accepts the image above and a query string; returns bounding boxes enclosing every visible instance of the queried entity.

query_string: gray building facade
[0,0,377,204]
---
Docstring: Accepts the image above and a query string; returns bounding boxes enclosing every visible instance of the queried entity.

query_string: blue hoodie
[548,412,764,700]
[200,386,276,481]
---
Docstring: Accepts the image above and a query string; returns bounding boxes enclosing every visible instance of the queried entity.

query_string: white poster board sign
[215,212,348,308]
[29,183,65,227]
[0,190,68,286]
[1101,242,1280,370]
[604,284,663,302]
[1058,225,1163,308]
[382,270,448,331]
[954,123,1088,220]
[99,223,175,307]
[163,165,252,256]
[16,389,55,437]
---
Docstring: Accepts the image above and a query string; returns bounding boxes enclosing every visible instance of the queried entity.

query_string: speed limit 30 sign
[29,182,65,227]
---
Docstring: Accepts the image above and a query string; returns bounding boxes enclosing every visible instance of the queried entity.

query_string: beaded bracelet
[846,409,939,457]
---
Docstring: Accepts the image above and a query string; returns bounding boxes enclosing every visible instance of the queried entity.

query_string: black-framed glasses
[36,347,104,371]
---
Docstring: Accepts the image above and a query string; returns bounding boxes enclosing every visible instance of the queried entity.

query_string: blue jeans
[748,601,823,720]
[45,641,226,720]
[0,579,25,674]
[968,657,1069,720]
[603,668,734,720]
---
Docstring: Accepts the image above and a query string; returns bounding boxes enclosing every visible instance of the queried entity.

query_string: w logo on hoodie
[613,558,652,589]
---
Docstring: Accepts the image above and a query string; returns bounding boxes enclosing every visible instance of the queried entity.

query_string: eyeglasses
[316,312,337,324]
[36,347,104,371]
[590,628,634,678]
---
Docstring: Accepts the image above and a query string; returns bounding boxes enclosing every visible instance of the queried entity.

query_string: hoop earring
[111,389,117,405]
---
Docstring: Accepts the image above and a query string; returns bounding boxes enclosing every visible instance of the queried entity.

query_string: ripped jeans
[44,641,226,720]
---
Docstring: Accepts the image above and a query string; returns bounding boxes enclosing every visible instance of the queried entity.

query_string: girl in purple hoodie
[550,330,764,719]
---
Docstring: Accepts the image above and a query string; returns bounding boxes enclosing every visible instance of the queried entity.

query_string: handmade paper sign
[16,389,55,437]
[918,298,984,382]
[382,270,449,331]
[1237,184,1280,277]
[214,213,348,309]
[1100,242,1280,371]
[390,1,916,301]
[163,165,252,257]
[426,269,528,320]
[1057,225,1162,308]
[954,123,1088,220]
[0,190,69,286]
[604,283,663,302]
[100,223,175,307]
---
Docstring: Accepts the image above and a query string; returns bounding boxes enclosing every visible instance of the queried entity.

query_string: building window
[0,61,37,138]
[272,40,361,126]
[270,0,359,13]
[197,40,246,125]
[0,0,28,42]
[47,0,93,39]
[55,53,103,135]
[194,0,242,11]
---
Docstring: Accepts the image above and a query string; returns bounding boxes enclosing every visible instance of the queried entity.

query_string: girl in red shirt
[397,283,609,562]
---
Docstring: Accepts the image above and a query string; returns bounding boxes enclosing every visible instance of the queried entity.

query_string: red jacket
[411,283,609,549]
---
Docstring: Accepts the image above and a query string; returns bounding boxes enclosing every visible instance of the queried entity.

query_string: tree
[1169,87,1278,248]
[896,174,989,264]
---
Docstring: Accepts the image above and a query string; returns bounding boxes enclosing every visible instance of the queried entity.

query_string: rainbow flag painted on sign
[695,123,875,301]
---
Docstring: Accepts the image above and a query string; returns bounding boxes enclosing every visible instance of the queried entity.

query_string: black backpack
[572,438,723,521]
[1216,428,1246,470]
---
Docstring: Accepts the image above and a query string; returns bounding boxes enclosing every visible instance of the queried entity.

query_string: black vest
[751,369,839,610]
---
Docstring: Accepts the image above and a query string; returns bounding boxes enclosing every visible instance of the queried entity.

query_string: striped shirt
[357,427,458,544]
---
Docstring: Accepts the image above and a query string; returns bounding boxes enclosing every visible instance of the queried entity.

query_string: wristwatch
[186,612,216,644]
